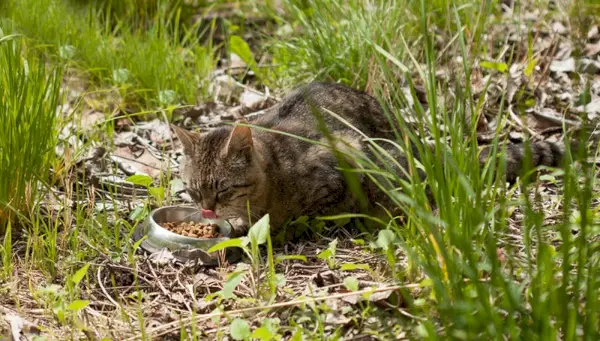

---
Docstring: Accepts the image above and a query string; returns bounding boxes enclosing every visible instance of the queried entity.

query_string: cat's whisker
[248,212,264,219]
[181,211,200,220]
[229,205,268,215]
[223,205,266,221]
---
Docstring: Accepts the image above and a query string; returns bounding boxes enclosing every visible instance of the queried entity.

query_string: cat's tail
[478,140,568,183]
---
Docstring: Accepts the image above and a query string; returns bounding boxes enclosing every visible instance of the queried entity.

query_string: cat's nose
[201,199,216,211]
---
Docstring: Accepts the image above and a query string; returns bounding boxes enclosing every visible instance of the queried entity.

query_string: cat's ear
[225,121,253,157]
[171,124,200,155]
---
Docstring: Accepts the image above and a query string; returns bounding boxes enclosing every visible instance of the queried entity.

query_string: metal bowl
[132,206,241,265]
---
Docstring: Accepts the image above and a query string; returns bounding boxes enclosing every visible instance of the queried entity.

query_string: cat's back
[256,82,392,138]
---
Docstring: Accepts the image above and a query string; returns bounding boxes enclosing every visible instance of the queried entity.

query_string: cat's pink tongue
[201,209,217,219]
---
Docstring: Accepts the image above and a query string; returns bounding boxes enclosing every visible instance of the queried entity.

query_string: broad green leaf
[207,238,245,253]
[416,323,430,338]
[67,300,90,311]
[290,328,303,341]
[133,235,147,250]
[317,239,338,268]
[340,263,371,271]
[350,238,365,246]
[148,186,165,202]
[112,68,130,83]
[248,214,270,246]
[128,206,148,221]
[59,45,75,60]
[274,273,286,288]
[251,327,275,340]
[158,89,177,105]
[413,298,427,306]
[539,174,556,182]
[71,264,90,285]
[311,220,326,229]
[419,277,433,288]
[229,35,257,74]
[376,230,396,250]
[343,276,359,291]
[220,271,245,299]
[53,304,66,323]
[240,236,250,247]
[230,318,251,340]
[262,317,281,332]
[292,216,309,224]
[480,60,508,73]
[169,178,185,196]
[252,318,281,340]
[125,174,153,187]
[317,249,333,260]
[328,238,338,253]
[525,98,536,108]
[333,217,351,226]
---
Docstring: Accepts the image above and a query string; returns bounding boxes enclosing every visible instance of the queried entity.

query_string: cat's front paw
[228,217,249,237]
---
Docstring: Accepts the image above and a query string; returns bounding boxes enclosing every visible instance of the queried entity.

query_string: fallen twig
[507,104,545,139]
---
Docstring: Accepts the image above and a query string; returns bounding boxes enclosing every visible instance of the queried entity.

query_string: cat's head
[172,122,266,221]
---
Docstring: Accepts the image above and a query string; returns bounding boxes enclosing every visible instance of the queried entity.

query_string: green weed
[209,214,283,302]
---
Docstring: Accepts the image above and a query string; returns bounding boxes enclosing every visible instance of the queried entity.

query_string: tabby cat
[172,82,564,236]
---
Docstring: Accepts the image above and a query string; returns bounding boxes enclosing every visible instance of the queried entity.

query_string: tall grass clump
[3,0,216,108]
[266,0,410,89]
[332,2,599,339]
[0,31,63,234]
[267,0,492,90]
[269,0,599,337]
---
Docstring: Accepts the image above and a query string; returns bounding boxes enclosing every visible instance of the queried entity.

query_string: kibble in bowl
[161,221,224,239]
[132,206,239,265]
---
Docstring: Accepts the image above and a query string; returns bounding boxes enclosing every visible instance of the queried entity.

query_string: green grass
[3,0,216,110]
[1,0,600,339]
[268,0,600,338]
[367,42,599,341]
[0,31,63,237]
[266,0,494,90]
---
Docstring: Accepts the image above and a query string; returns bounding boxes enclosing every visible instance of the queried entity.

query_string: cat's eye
[232,183,252,189]
[216,187,232,200]
[187,189,202,201]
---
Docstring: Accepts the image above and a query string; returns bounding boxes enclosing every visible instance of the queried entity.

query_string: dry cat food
[161,221,223,238]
